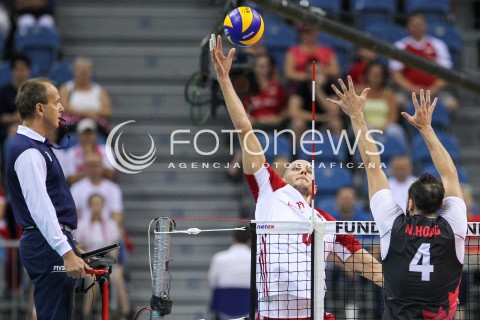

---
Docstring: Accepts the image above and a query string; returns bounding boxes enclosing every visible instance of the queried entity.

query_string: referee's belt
[23,224,75,233]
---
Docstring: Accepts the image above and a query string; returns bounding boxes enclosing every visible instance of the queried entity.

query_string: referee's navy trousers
[19,229,77,320]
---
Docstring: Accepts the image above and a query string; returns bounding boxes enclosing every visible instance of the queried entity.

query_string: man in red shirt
[389,13,457,111]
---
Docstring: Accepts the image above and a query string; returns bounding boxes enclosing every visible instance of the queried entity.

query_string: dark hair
[10,53,32,69]
[407,11,426,25]
[15,78,54,120]
[408,173,445,214]
[233,226,251,244]
[365,60,389,87]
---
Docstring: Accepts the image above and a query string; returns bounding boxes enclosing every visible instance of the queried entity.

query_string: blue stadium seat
[262,14,297,72]
[210,288,250,319]
[411,132,460,167]
[420,163,470,184]
[427,22,463,68]
[352,130,407,168]
[314,166,353,199]
[317,33,354,76]
[404,0,450,22]
[14,26,61,74]
[407,98,451,133]
[364,22,407,44]
[49,59,73,86]
[297,131,350,163]
[256,132,293,164]
[297,0,342,15]
[350,0,396,29]
[0,62,11,88]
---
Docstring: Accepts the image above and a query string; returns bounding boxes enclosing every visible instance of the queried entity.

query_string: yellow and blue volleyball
[223,6,264,47]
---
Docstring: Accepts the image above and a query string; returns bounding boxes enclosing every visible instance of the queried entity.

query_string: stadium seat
[406,98,451,132]
[350,0,396,29]
[14,26,61,74]
[420,163,470,184]
[49,59,74,86]
[256,131,293,164]
[364,22,407,44]
[297,0,342,15]
[317,33,354,76]
[427,22,464,68]
[411,132,460,167]
[0,62,11,88]
[404,0,450,22]
[262,14,297,72]
[210,287,250,319]
[352,130,407,168]
[314,166,353,199]
[297,131,350,163]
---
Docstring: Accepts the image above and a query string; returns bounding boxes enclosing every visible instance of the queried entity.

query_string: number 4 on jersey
[409,243,434,281]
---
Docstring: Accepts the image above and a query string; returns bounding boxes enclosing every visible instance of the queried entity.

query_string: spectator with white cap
[63,117,115,185]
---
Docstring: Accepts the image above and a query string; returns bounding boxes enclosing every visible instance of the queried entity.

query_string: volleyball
[223,6,264,47]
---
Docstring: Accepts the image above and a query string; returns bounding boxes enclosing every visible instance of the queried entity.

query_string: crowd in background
[211,1,480,319]
[0,1,131,319]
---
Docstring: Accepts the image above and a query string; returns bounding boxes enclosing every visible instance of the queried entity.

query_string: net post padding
[151,217,175,319]
[314,220,325,320]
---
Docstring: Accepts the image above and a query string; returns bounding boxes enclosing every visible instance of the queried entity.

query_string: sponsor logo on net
[106,120,156,174]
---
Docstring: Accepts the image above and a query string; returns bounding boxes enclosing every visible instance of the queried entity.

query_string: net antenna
[150,217,175,319]
[311,60,325,320]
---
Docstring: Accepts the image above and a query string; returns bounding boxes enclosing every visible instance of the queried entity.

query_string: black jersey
[382,214,462,320]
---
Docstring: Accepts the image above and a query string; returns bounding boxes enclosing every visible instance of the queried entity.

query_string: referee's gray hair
[15,78,55,120]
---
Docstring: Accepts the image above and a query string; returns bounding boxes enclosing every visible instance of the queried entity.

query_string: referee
[6,78,91,319]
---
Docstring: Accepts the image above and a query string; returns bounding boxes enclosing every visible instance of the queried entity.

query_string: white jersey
[245,164,361,318]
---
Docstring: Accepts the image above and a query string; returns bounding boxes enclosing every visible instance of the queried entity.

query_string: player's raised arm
[327,76,389,200]
[210,34,265,174]
[401,90,462,199]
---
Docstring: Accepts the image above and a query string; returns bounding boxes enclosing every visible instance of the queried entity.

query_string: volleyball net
[149,218,480,320]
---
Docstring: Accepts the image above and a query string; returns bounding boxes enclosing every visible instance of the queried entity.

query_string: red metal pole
[102,279,109,320]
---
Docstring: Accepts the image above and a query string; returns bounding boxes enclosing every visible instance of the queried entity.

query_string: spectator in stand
[284,23,340,92]
[348,48,377,85]
[59,57,112,138]
[388,155,417,214]
[75,193,130,319]
[208,228,251,320]
[70,153,122,223]
[63,117,115,185]
[14,0,55,31]
[227,53,290,178]
[359,61,407,147]
[288,60,339,145]
[0,54,30,149]
[389,12,458,111]
[0,3,10,36]
[70,153,132,317]
[330,187,372,222]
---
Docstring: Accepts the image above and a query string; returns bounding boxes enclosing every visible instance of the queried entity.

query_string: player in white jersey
[210,35,383,320]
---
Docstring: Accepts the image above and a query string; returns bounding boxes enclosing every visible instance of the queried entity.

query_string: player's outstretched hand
[401,89,437,131]
[209,34,235,78]
[327,75,370,118]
